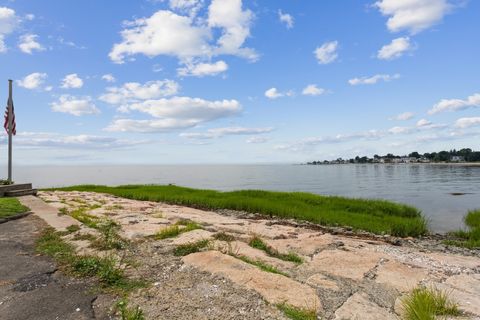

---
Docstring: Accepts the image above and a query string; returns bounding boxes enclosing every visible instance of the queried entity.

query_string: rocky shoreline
[18,191,480,319]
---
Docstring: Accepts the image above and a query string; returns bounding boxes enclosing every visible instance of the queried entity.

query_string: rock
[302,249,385,281]
[182,251,322,312]
[430,274,480,316]
[170,229,214,245]
[375,261,428,292]
[306,274,340,291]
[334,292,398,320]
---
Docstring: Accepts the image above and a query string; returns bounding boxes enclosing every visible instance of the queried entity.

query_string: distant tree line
[307,148,480,165]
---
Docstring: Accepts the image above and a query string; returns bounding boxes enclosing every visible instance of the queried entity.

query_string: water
[15,164,480,233]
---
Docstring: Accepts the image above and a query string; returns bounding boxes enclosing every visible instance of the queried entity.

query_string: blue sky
[0,0,479,164]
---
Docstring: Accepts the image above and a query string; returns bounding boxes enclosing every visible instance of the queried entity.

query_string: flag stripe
[4,102,16,136]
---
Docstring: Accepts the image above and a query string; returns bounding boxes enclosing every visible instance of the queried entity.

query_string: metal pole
[7,80,13,183]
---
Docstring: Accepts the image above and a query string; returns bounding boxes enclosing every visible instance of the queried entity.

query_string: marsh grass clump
[173,239,210,256]
[402,287,460,320]
[445,209,480,249]
[154,219,202,240]
[277,303,317,320]
[249,236,303,264]
[51,185,428,237]
[116,299,145,320]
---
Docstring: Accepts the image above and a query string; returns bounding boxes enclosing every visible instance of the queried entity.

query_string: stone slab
[334,292,398,320]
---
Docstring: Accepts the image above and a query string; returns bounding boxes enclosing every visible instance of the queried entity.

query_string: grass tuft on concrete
[154,219,201,240]
[116,299,145,320]
[235,255,288,276]
[249,236,303,264]
[0,198,29,219]
[173,239,210,256]
[402,286,460,320]
[213,232,236,242]
[277,303,317,320]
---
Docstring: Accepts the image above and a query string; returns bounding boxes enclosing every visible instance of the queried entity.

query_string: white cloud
[314,41,338,64]
[265,87,283,99]
[61,73,84,89]
[0,7,18,52]
[126,97,241,121]
[377,37,411,60]
[302,84,326,96]
[99,80,179,105]
[416,119,431,127]
[50,95,100,116]
[177,60,228,77]
[390,111,414,121]
[18,34,45,54]
[428,93,480,114]
[168,0,204,16]
[1,131,144,149]
[101,74,116,83]
[374,0,452,34]
[388,126,411,134]
[17,72,47,90]
[181,126,273,139]
[454,117,480,129]
[278,10,294,29]
[246,136,268,144]
[105,118,199,133]
[110,0,256,64]
[25,14,35,21]
[348,73,400,85]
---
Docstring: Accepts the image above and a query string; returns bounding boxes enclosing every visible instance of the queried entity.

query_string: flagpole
[7,79,13,183]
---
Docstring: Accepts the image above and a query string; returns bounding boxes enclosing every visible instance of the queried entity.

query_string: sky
[0,0,479,165]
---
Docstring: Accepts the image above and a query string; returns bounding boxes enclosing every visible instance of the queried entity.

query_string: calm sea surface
[16,164,480,233]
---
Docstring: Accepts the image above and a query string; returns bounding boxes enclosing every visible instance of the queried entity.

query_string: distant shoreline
[305,162,480,167]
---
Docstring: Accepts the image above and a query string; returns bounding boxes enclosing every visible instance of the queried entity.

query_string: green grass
[249,236,303,264]
[173,239,210,256]
[277,303,317,320]
[235,255,288,276]
[0,198,29,219]
[36,227,141,291]
[154,219,201,240]
[69,207,102,228]
[445,209,480,249]
[49,184,428,237]
[402,287,460,320]
[116,299,145,320]
[213,232,236,242]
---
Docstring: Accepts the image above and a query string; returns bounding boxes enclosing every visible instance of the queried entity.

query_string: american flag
[4,101,16,136]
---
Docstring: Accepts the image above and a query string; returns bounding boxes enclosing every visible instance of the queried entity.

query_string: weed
[116,299,145,320]
[402,286,460,320]
[36,227,75,264]
[173,239,210,256]
[213,232,236,242]
[66,224,81,233]
[73,233,97,241]
[154,220,202,240]
[69,207,101,228]
[235,255,288,276]
[249,236,303,264]
[93,220,127,250]
[277,303,317,320]
[58,207,69,216]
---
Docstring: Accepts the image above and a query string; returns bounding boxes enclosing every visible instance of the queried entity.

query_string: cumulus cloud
[99,80,179,105]
[374,0,452,34]
[265,88,283,99]
[0,131,145,149]
[110,0,256,65]
[168,0,204,16]
[454,117,480,129]
[377,37,411,60]
[348,74,400,85]
[302,84,326,96]
[17,72,47,90]
[101,74,116,83]
[428,93,480,114]
[0,7,18,52]
[314,41,338,64]
[177,60,228,77]
[390,112,414,121]
[18,34,45,54]
[104,118,199,133]
[61,73,84,89]
[278,10,294,29]
[180,126,273,139]
[50,95,100,116]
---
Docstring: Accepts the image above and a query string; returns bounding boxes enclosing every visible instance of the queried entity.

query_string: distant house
[450,156,465,162]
